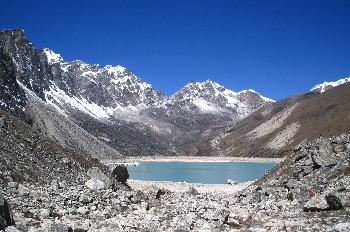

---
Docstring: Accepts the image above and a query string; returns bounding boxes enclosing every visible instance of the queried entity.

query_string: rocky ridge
[311,77,350,93]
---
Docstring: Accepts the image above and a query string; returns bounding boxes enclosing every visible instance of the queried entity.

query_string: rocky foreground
[1,134,350,231]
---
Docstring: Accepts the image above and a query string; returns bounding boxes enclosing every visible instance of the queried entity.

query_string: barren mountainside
[192,81,350,157]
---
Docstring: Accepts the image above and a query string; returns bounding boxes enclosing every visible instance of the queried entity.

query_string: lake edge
[104,156,284,166]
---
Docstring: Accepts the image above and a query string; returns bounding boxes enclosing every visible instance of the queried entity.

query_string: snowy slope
[43,48,63,64]
[311,77,350,93]
[168,80,274,117]
[40,49,274,122]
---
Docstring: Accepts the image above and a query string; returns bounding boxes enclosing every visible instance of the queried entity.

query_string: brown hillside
[191,82,350,158]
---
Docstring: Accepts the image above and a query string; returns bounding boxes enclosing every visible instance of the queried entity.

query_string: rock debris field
[1,134,350,231]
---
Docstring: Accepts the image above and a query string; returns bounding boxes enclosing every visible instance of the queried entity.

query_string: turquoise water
[127,161,275,184]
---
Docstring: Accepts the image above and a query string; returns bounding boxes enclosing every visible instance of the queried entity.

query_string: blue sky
[1,0,350,100]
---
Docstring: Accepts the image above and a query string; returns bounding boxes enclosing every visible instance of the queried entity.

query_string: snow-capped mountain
[311,77,350,93]
[0,28,274,157]
[44,57,165,120]
[168,80,273,116]
[41,48,273,122]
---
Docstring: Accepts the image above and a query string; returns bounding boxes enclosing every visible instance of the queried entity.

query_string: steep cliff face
[0,49,26,117]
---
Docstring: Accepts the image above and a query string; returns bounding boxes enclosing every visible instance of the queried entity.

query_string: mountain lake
[127,161,275,184]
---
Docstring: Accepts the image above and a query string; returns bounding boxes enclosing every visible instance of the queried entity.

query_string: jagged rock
[303,192,344,212]
[85,178,105,190]
[129,190,147,204]
[225,216,240,227]
[332,143,346,153]
[4,226,21,232]
[17,185,30,196]
[0,187,14,230]
[303,194,329,212]
[0,117,5,128]
[155,188,167,200]
[325,194,343,210]
[334,223,350,232]
[188,187,199,195]
[72,229,87,232]
[87,167,111,188]
[47,221,73,232]
[111,165,129,184]
[312,140,338,167]
[7,182,18,189]
[50,180,59,190]
[346,143,350,151]
[79,195,92,204]
[60,158,71,165]
[39,209,52,219]
[76,207,89,215]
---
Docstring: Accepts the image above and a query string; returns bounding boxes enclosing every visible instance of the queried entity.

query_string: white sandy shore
[128,179,253,194]
[104,156,284,166]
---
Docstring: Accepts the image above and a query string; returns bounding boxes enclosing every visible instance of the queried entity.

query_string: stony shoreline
[128,179,253,194]
[103,156,284,166]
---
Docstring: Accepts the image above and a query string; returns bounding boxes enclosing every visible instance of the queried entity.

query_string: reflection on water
[128,161,275,184]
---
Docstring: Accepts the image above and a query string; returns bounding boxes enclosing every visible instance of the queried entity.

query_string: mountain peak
[238,89,275,102]
[42,48,63,65]
[103,65,127,74]
[311,77,350,93]
[181,79,225,93]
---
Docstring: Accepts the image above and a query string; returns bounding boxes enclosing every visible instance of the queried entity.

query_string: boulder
[325,194,343,210]
[303,193,344,212]
[0,186,14,230]
[17,185,29,196]
[50,180,59,190]
[47,221,73,232]
[4,226,21,232]
[111,165,129,184]
[87,167,111,189]
[156,188,167,200]
[303,194,329,212]
[188,187,199,195]
[334,223,350,232]
[129,190,147,204]
[311,140,337,167]
[0,117,5,128]
[85,178,106,190]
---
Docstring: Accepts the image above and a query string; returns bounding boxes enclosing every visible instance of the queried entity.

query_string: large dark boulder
[111,165,129,184]
[325,194,344,211]
[0,186,14,230]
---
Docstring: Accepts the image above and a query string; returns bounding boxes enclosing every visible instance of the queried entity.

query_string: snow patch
[44,85,110,119]
[193,98,219,113]
[43,48,63,65]
[104,65,127,75]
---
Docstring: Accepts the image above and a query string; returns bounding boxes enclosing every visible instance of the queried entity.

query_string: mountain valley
[1,28,350,231]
